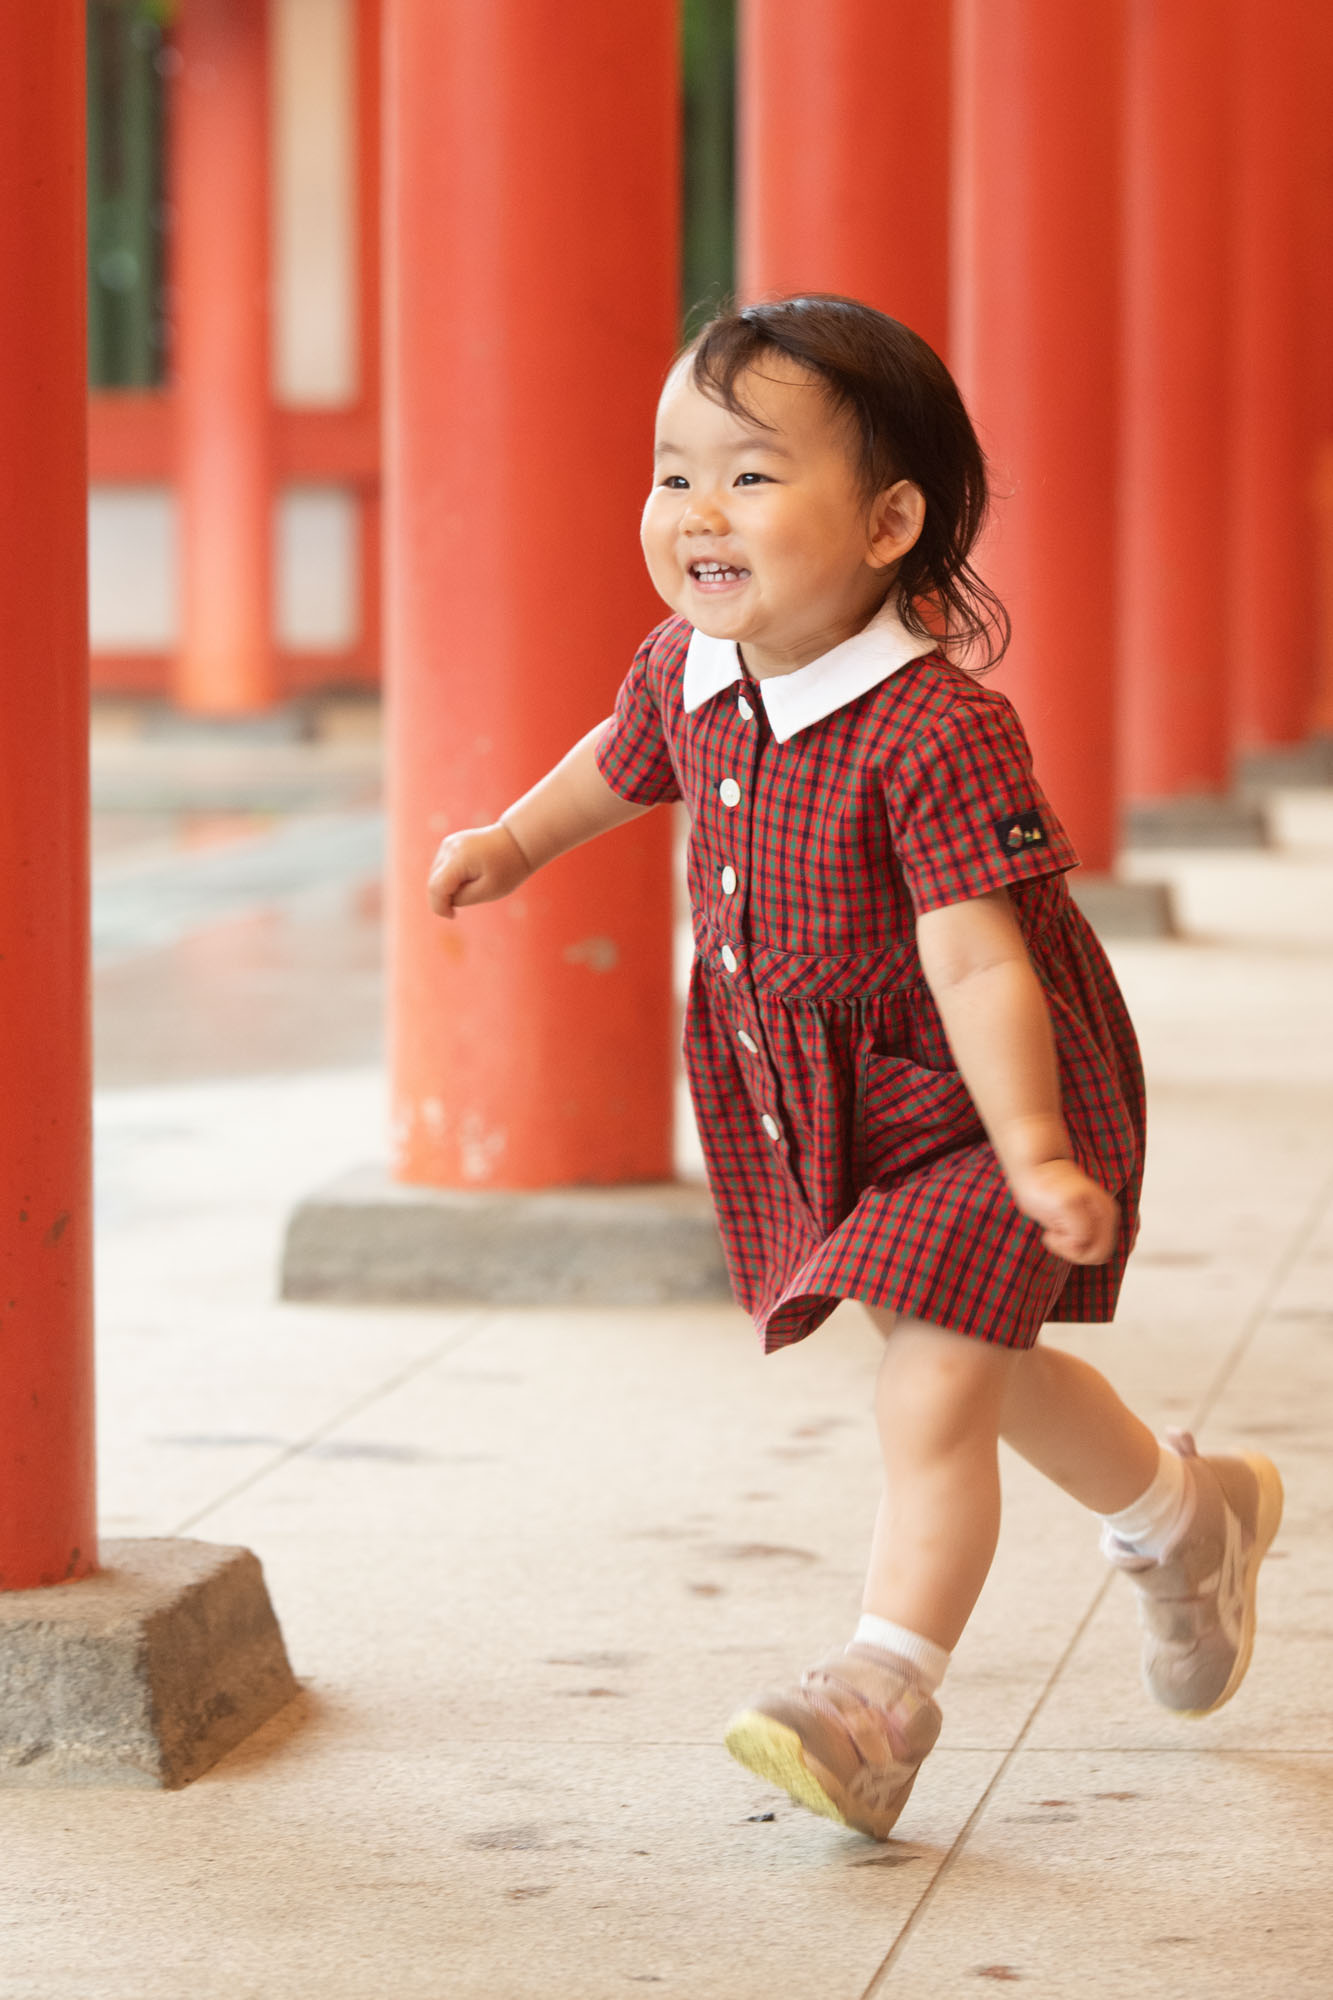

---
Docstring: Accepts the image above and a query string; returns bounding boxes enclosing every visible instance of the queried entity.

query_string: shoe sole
[1180,1451,1285,1720]
[724,1709,849,1829]
[723,1708,919,1841]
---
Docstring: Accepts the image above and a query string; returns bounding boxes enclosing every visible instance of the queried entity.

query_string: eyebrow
[653,437,794,459]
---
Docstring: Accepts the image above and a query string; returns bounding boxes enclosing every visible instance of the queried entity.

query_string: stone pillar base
[0,1539,298,1789]
[281,1167,730,1307]
[1238,737,1333,790]
[1069,874,1176,939]
[1123,794,1268,849]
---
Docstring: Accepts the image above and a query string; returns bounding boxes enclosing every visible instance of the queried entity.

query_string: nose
[681,488,729,534]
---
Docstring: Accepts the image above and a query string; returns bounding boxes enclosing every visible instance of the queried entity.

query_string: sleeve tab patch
[994,809,1047,854]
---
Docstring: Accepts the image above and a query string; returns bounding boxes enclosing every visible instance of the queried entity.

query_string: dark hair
[686,294,1009,670]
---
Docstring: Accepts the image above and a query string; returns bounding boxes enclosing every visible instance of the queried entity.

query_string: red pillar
[355,0,383,687]
[952,0,1123,872]
[0,5,97,1591]
[1119,0,1232,806]
[737,0,951,358]
[1229,0,1318,757]
[1309,12,1333,741]
[384,0,678,1189]
[172,0,275,714]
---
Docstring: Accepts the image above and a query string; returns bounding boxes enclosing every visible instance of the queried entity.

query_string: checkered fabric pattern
[596,616,1145,1353]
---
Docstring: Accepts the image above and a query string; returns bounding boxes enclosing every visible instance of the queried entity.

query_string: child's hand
[427,822,532,919]
[1008,1159,1119,1265]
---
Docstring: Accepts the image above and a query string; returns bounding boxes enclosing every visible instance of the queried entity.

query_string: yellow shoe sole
[723,1708,847,1827]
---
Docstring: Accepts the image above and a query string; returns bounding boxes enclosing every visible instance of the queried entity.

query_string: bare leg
[861,1310,1017,1652]
[999,1343,1159,1514]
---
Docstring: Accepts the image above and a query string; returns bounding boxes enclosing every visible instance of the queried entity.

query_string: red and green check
[597,616,1145,1353]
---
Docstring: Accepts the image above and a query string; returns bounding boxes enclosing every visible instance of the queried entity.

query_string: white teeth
[693,562,741,579]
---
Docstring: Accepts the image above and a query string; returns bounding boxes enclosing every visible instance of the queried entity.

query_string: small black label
[995,809,1047,854]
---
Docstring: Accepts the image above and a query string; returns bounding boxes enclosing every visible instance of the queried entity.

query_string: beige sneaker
[1103,1429,1284,1718]
[723,1643,941,1841]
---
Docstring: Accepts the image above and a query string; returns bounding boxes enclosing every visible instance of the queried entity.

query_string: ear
[867,479,926,571]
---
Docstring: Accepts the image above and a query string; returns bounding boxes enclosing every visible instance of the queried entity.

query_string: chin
[692,613,748,642]
[686,594,751,636]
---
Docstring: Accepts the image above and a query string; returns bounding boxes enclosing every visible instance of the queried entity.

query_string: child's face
[641,355,923,675]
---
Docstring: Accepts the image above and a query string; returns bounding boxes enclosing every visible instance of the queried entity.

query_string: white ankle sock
[1101,1442,1189,1561]
[853,1615,950,1694]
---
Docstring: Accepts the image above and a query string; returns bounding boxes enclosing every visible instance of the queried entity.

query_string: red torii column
[1229,0,1320,769]
[1118,0,1256,841]
[952,0,1125,883]
[173,0,275,715]
[0,6,97,1590]
[737,0,951,357]
[384,0,677,1191]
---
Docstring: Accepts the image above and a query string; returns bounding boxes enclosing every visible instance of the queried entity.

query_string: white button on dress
[720,944,738,973]
[721,866,737,894]
[738,695,755,722]
[718,778,741,807]
[738,1029,759,1054]
[761,1114,781,1142]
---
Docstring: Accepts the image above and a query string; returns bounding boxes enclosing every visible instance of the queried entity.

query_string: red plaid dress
[596,610,1145,1353]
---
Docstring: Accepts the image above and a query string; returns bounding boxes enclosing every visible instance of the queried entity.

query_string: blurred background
[86,0,737,705]
[86,0,742,1105]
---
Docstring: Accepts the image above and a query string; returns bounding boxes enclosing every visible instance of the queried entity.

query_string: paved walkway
[4,733,1333,1998]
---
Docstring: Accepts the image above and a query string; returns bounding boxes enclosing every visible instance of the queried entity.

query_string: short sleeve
[594,634,683,806]
[884,692,1079,914]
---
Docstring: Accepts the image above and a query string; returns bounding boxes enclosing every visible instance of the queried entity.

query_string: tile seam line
[861,1150,1333,1997]
[1189,1153,1333,1432]
[168,1310,491,1537]
[410,1739,1333,1754]
[858,1568,1116,1999]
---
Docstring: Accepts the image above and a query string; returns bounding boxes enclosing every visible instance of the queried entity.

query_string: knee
[999,1342,1050,1415]
[876,1319,1013,1459]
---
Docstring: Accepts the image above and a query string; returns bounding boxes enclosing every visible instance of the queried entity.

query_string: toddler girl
[428,296,1283,1842]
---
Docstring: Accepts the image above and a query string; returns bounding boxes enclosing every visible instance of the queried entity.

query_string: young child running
[427,296,1283,1843]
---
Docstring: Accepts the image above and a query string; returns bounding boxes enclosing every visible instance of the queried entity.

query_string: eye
[659,475,689,489]
[734,471,771,486]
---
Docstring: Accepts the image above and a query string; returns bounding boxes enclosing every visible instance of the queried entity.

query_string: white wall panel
[273,0,357,404]
[277,485,360,647]
[88,485,179,647]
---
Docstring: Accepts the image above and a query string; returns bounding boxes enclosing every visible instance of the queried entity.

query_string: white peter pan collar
[680,597,939,743]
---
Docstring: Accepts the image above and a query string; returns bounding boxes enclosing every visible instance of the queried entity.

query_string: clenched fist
[1007,1158,1119,1265]
[427,822,532,919]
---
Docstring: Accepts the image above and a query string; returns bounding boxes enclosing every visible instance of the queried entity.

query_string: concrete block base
[281,1166,731,1306]
[1123,793,1268,850]
[137,699,318,745]
[1069,873,1175,940]
[0,1539,299,1788]
[1238,736,1333,791]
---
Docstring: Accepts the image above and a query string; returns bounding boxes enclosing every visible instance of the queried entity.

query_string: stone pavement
[3,729,1332,1998]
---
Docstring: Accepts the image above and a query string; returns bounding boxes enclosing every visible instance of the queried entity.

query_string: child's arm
[916,889,1119,1265]
[427,722,650,919]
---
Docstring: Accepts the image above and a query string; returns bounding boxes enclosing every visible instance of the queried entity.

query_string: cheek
[775,503,864,577]
[750,497,824,566]
[640,496,678,566]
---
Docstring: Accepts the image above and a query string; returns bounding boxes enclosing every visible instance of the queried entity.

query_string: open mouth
[689,561,750,589]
